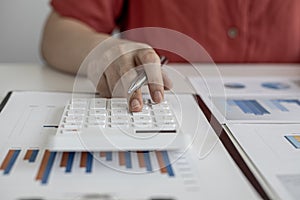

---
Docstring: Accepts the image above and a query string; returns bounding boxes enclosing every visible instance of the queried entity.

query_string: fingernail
[154,90,163,103]
[131,99,141,110]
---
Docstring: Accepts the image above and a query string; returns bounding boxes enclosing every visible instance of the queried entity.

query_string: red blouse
[51,0,300,63]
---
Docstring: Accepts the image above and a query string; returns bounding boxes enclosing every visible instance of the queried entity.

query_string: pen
[127,56,168,94]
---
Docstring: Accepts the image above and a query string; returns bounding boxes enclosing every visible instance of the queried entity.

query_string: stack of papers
[189,76,300,200]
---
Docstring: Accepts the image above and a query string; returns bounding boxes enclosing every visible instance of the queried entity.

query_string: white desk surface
[0,62,299,199]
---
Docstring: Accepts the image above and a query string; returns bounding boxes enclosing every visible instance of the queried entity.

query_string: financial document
[189,76,300,200]
[0,91,256,200]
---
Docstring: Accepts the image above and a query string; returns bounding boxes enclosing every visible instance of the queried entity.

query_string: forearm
[41,11,169,111]
[41,11,109,75]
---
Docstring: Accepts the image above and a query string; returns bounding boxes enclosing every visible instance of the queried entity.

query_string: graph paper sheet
[189,76,300,123]
[189,76,300,200]
[226,123,300,200]
[0,91,257,200]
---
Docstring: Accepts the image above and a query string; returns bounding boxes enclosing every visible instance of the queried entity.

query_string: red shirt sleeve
[51,0,124,34]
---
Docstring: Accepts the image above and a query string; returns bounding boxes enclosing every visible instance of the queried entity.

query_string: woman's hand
[86,40,172,112]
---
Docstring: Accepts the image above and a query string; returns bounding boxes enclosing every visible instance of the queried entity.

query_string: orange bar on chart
[100,152,106,158]
[294,136,300,142]
[60,152,69,167]
[0,150,15,170]
[155,151,167,174]
[137,151,146,168]
[80,152,87,168]
[35,150,50,180]
[23,150,33,160]
[118,152,126,166]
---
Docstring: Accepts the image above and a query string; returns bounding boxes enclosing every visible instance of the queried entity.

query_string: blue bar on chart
[106,152,112,161]
[233,100,253,114]
[161,151,175,177]
[230,100,270,115]
[261,82,290,90]
[29,150,39,162]
[264,99,300,112]
[65,152,75,173]
[86,152,93,173]
[0,149,21,175]
[263,100,288,112]
[285,135,300,149]
[143,151,153,172]
[124,151,132,169]
[41,152,57,184]
[279,99,300,106]
[24,149,39,163]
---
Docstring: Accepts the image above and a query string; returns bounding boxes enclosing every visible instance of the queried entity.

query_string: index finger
[136,49,164,103]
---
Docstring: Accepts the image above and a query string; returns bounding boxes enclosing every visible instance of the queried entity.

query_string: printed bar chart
[228,100,270,115]
[229,99,300,115]
[1,149,176,185]
[218,97,300,122]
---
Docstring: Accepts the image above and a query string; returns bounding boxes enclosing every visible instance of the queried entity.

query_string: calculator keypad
[60,98,178,132]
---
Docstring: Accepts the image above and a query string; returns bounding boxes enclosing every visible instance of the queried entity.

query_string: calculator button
[69,103,86,109]
[86,123,106,128]
[90,103,106,110]
[71,99,88,104]
[87,116,106,123]
[67,110,86,116]
[152,109,172,116]
[63,123,82,129]
[155,115,175,123]
[110,116,129,123]
[61,129,80,134]
[65,116,84,123]
[111,109,128,116]
[151,103,170,110]
[155,122,176,130]
[110,123,130,128]
[90,99,106,109]
[133,115,152,123]
[133,123,153,128]
[89,109,106,116]
[111,103,128,110]
[90,98,106,104]
[110,98,127,103]
[132,109,151,116]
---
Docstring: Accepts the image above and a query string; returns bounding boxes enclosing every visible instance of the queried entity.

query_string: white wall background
[0,0,50,63]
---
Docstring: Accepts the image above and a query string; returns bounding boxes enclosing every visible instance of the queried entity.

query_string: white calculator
[49,94,194,151]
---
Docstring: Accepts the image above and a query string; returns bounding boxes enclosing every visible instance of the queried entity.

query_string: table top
[1,63,299,99]
[1,62,299,199]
